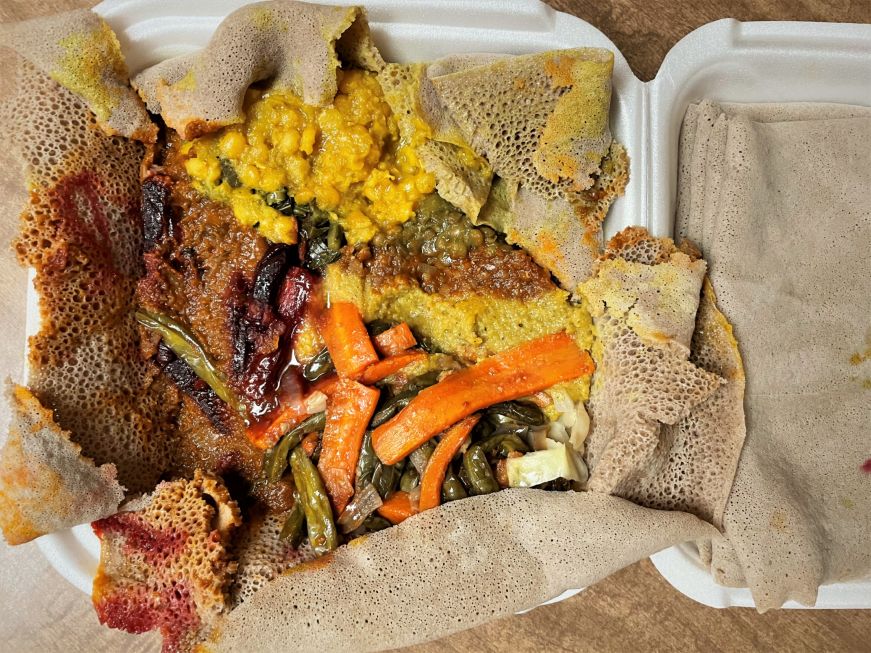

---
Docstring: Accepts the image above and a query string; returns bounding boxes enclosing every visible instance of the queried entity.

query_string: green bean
[278,495,305,547]
[369,370,441,429]
[136,310,247,418]
[480,432,531,458]
[399,466,420,492]
[263,411,325,482]
[406,370,441,392]
[463,444,499,495]
[457,461,473,493]
[442,465,467,502]
[371,461,403,499]
[355,431,378,490]
[301,348,335,382]
[289,447,338,556]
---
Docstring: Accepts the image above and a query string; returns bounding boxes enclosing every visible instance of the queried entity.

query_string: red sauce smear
[93,513,197,653]
[95,582,200,653]
[93,511,188,566]
[861,458,871,474]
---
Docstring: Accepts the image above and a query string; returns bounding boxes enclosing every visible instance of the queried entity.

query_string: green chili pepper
[136,310,247,417]
[463,444,499,495]
[442,465,467,502]
[301,348,335,382]
[263,411,325,483]
[278,494,306,547]
[289,447,338,556]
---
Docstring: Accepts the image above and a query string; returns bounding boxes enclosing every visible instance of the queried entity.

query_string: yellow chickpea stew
[182,69,437,245]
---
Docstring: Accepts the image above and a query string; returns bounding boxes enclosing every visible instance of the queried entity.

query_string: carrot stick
[359,351,427,385]
[372,332,594,465]
[301,432,320,457]
[376,490,418,525]
[318,302,378,379]
[373,323,417,357]
[418,415,481,511]
[246,398,308,450]
[317,378,380,514]
[311,373,340,397]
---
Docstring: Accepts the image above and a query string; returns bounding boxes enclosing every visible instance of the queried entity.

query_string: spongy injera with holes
[677,101,871,611]
[0,11,175,544]
[208,491,716,652]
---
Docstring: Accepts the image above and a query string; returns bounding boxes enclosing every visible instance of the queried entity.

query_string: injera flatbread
[0,384,124,545]
[578,234,725,496]
[678,101,871,609]
[133,1,384,138]
[430,49,614,196]
[477,143,629,293]
[92,471,241,653]
[0,9,154,141]
[208,491,716,652]
[376,62,493,220]
[0,11,174,524]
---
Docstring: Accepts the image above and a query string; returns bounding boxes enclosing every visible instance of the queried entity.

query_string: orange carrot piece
[246,399,308,450]
[317,378,380,514]
[301,432,320,457]
[376,490,418,525]
[311,373,340,397]
[418,415,481,512]
[373,323,417,357]
[359,351,427,385]
[318,302,378,379]
[372,332,594,465]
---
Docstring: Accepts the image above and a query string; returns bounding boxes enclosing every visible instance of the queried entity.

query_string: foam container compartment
[34,0,871,610]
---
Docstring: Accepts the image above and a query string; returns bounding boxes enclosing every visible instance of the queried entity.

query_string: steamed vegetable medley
[137,67,600,559]
[239,306,591,551]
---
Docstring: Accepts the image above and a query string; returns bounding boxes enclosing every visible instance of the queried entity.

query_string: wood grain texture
[1,1,869,652]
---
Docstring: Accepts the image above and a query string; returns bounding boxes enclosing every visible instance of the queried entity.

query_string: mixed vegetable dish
[136,66,598,557]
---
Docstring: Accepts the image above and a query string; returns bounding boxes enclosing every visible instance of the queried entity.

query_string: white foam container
[35,0,871,610]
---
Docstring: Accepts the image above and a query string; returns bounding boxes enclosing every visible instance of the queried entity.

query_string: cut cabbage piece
[506,443,588,488]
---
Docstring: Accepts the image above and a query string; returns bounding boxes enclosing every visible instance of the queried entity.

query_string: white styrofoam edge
[36,524,99,596]
[650,544,871,610]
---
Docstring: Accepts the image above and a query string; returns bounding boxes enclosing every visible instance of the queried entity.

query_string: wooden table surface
[1,1,869,652]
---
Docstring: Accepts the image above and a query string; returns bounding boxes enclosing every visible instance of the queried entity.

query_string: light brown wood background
[1,1,869,652]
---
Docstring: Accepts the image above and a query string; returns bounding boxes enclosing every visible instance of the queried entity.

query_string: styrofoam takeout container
[34,0,871,610]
